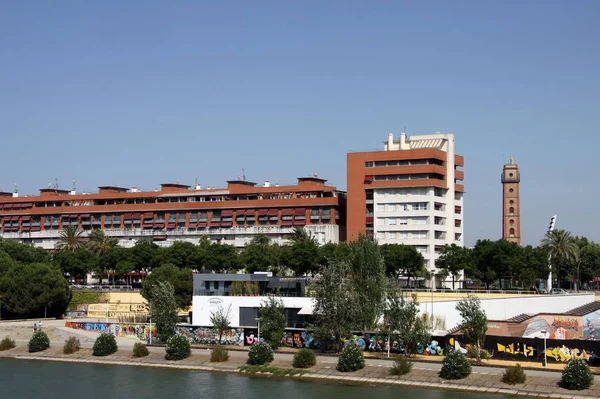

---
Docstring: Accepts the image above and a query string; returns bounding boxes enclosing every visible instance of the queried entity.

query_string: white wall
[419,293,595,331]
[192,295,314,327]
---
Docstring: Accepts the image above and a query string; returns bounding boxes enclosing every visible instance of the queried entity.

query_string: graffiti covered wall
[583,310,600,339]
[174,326,245,346]
[65,322,156,341]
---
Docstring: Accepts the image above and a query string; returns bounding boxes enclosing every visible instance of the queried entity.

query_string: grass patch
[239,365,307,377]
[70,291,108,306]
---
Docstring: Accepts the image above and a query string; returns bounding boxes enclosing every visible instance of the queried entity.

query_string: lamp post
[149,316,152,345]
[430,270,435,329]
[255,317,261,343]
[541,329,548,367]
[546,215,557,293]
[105,300,109,324]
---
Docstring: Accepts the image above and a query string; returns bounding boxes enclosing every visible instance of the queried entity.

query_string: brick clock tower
[501,157,521,245]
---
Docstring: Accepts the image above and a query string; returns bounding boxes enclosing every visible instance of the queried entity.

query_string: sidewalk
[2,341,600,398]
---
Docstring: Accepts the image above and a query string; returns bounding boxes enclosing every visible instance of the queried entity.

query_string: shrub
[28,331,50,353]
[293,348,316,368]
[63,337,81,354]
[337,343,365,372]
[0,337,16,351]
[390,355,413,376]
[502,363,527,385]
[165,334,191,361]
[561,358,594,390]
[210,346,229,363]
[92,333,118,357]
[133,342,150,358]
[440,351,472,380]
[247,342,274,365]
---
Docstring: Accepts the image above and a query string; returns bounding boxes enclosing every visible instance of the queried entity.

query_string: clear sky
[1,1,598,247]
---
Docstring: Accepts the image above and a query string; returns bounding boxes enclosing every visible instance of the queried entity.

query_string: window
[412,203,427,211]
[399,232,408,239]
[412,231,427,239]
[509,219,515,225]
[411,217,427,225]
[377,218,385,226]
[509,200,514,205]
[388,232,396,239]
[376,232,385,240]
[388,218,396,225]
[386,204,396,212]
[509,207,514,213]
[399,218,407,225]
[509,228,515,236]
[509,188,514,193]
[376,204,385,212]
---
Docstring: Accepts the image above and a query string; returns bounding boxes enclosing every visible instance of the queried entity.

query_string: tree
[55,225,86,251]
[578,243,600,289]
[286,241,320,276]
[149,281,178,342]
[87,229,118,255]
[259,296,286,349]
[542,229,579,288]
[437,244,472,290]
[161,241,202,269]
[53,249,97,281]
[312,260,355,352]
[384,287,430,357]
[141,264,193,309]
[200,242,240,273]
[347,234,387,333]
[455,295,488,363]
[209,305,232,344]
[240,236,275,274]
[0,239,49,264]
[129,240,162,272]
[0,262,71,318]
[97,246,129,284]
[318,242,350,265]
[288,227,316,244]
[380,244,426,285]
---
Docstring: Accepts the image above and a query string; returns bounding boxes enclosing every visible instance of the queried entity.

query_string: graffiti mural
[65,322,156,341]
[583,310,600,339]
[496,342,536,357]
[280,330,320,349]
[175,326,244,346]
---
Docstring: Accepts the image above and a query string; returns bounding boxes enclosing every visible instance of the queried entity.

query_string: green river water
[0,359,512,399]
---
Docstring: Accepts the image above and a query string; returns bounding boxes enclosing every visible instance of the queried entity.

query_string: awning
[3,205,13,210]
[281,209,294,216]
[221,210,233,217]
[220,222,232,227]
[245,209,255,216]
[294,208,306,215]
[30,226,41,232]
[209,222,221,227]
[281,221,293,226]
[123,213,132,220]
[20,216,31,221]
[131,213,141,219]
[153,236,167,241]
[267,209,278,216]
[166,222,176,228]
[197,222,207,228]
[79,214,91,218]
[21,226,30,232]
[143,212,154,218]
[11,216,20,221]
[70,214,78,218]
[258,209,268,216]
[297,304,314,315]
[293,220,306,226]
[153,223,165,229]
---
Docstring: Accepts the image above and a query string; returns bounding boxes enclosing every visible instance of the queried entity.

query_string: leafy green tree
[259,296,286,349]
[53,249,97,281]
[141,264,193,309]
[384,287,430,357]
[380,244,426,285]
[0,249,17,275]
[55,225,86,251]
[149,281,178,342]
[347,234,387,333]
[129,240,162,272]
[578,242,600,288]
[161,241,201,269]
[455,295,488,363]
[240,236,275,274]
[200,242,240,273]
[96,246,129,284]
[0,262,71,318]
[286,241,320,276]
[542,230,578,288]
[437,244,473,290]
[0,239,49,263]
[288,227,316,244]
[318,242,350,265]
[209,305,232,344]
[312,260,355,351]
[87,229,118,255]
[518,245,549,288]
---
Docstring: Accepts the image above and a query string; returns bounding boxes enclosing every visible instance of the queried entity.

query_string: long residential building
[0,175,345,249]
[347,132,464,285]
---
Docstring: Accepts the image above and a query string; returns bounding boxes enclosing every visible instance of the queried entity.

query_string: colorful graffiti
[496,342,536,357]
[175,326,244,346]
[65,322,156,341]
[583,310,600,339]
[545,346,591,362]
[280,331,320,349]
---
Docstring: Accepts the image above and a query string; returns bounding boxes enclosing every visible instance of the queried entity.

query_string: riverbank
[1,343,599,398]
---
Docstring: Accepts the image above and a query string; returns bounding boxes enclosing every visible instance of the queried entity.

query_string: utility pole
[546,215,557,293]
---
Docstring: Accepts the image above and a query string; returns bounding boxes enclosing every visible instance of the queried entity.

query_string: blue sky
[1,1,598,247]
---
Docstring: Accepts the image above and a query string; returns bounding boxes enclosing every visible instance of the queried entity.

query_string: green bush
[440,351,472,380]
[0,337,16,351]
[28,331,50,353]
[247,342,274,365]
[63,337,81,354]
[390,355,413,376]
[502,363,527,385]
[293,348,317,368]
[561,358,594,390]
[336,343,365,372]
[210,346,229,362]
[92,333,118,356]
[133,342,150,358]
[165,334,191,361]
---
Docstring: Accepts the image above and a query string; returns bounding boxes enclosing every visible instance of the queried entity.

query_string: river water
[0,359,511,399]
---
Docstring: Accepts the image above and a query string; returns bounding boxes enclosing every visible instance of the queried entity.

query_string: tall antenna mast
[54,178,59,189]
[242,169,246,181]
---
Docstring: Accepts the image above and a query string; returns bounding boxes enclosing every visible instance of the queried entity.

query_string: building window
[412,203,427,211]
[388,232,396,239]
[509,188,514,193]
[509,200,514,205]
[509,207,514,214]
[399,218,407,225]
[386,204,396,212]
[509,228,515,236]
[376,204,385,212]
[388,218,396,225]
[377,218,385,226]
[376,232,385,240]
[509,219,515,225]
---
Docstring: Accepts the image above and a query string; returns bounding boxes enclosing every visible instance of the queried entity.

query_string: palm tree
[541,229,579,289]
[55,225,86,251]
[87,229,119,255]
[288,227,316,244]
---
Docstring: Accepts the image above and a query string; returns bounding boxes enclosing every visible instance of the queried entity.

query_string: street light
[540,330,548,367]
[546,215,557,293]
[105,300,109,324]
[255,317,261,343]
